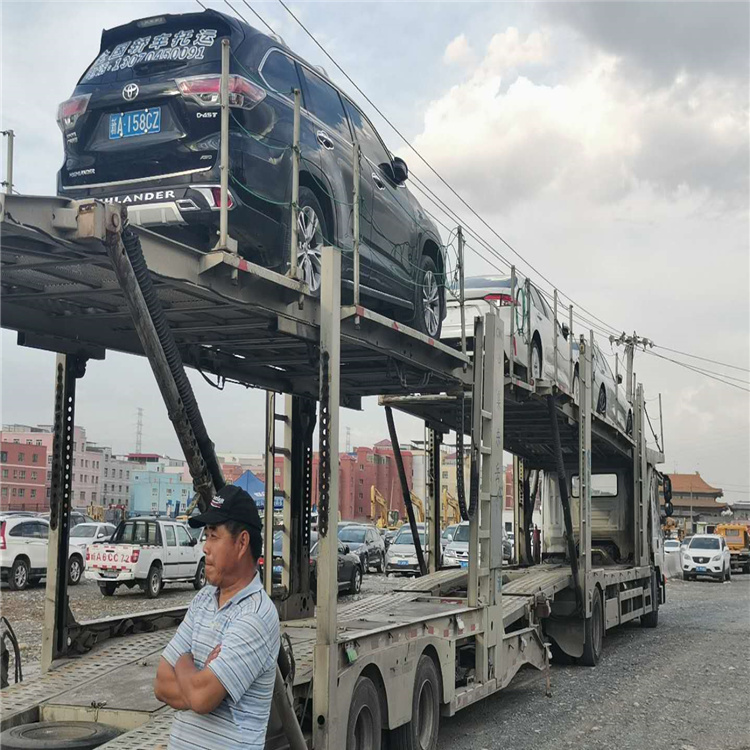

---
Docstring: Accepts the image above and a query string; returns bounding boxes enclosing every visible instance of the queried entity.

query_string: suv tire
[9,558,30,591]
[414,255,443,339]
[194,559,206,590]
[292,187,327,295]
[145,565,162,599]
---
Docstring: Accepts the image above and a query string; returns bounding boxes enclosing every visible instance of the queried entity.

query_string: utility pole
[610,331,654,404]
[1,129,14,194]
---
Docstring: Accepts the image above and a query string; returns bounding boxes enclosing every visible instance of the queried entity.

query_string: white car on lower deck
[681,534,732,581]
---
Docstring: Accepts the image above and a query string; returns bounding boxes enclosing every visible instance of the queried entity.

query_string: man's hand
[174,650,228,714]
[154,658,190,710]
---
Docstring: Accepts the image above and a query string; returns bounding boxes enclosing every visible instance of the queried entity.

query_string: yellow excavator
[441,488,461,527]
[371,486,401,529]
[409,492,425,523]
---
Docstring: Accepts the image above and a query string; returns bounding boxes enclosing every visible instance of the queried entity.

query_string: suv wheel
[194,559,206,590]
[9,558,29,591]
[415,255,442,338]
[68,555,83,586]
[295,187,327,295]
[145,565,162,599]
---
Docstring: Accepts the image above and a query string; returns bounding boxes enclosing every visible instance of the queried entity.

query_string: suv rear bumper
[86,569,136,583]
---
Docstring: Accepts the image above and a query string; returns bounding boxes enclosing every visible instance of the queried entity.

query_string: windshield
[664,540,679,548]
[339,527,367,543]
[453,524,470,543]
[442,526,456,539]
[689,537,720,550]
[70,525,97,538]
[393,528,426,546]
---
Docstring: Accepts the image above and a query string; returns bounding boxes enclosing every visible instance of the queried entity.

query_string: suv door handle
[316,130,334,150]
[372,172,386,190]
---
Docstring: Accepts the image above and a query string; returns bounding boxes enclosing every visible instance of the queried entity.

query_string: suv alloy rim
[14,564,27,588]
[423,270,440,337]
[297,206,323,292]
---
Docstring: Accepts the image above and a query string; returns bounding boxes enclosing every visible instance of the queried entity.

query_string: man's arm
[174,650,228,715]
[154,658,190,710]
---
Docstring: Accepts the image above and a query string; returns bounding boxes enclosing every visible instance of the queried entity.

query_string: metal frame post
[633,384,645,565]
[458,226,467,359]
[625,333,635,404]
[264,391,276,595]
[2,129,14,194]
[568,304,574,392]
[509,266,516,382]
[217,39,230,251]
[42,354,83,672]
[281,395,293,595]
[578,332,592,616]
[289,88,301,279]
[313,245,341,750]
[468,317,484,610]
[553,289,559,389]
[352,143,361,305]
[658,393,665,454]
[427,428,442,573]
[525,277,532,378]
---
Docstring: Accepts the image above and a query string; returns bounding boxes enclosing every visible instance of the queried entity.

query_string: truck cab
[85,516,205,598]
[715,523,750,573]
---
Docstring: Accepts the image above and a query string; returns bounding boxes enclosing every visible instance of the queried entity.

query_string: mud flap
[544,617,585,659]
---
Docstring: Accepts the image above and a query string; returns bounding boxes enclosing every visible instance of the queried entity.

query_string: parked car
[38,510,95,528]
[383,527,400,551]
[680,535,694,551]
[264,529,318,586]
[441,524,458,551]
[443,275,573,388]
[68,522,117,585]
[443,521,512,568]
[663,539,681,555]
[309,540,363,598]
[385,523,427,575]
[86,517,205,597]
[681,534,732,581]
[0,516,87,589]
[337,524,385,573]
[56,9,447,337]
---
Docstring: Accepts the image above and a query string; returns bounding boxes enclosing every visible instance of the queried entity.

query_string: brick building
[0,441,48,511]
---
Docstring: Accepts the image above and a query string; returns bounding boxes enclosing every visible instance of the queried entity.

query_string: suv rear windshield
[80,22,226,84]
[113,520,161,545]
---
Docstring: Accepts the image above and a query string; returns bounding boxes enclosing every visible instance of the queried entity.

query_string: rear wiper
[132,59,188,75]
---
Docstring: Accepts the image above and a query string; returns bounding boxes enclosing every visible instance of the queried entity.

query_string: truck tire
[346,676,382,750]
[8,558,30,591]
[0,720,120,750]
[68,555,83,586]
[641,573,659,628]
[145,565,162,599]
[390,654,441,750]
[99,583,117,597]
[580,588,603,667]
[193,559,206,590]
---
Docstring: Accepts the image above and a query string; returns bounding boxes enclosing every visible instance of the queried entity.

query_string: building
[129,469,193,517]
[662,472,725,534]
[89,446,134,509]
[0,440,48,511]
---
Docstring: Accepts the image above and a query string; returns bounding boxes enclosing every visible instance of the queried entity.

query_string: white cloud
[443,34,475,66]
[482,27,550,72]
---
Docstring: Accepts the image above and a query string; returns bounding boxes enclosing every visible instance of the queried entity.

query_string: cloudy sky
[1,1,748,503]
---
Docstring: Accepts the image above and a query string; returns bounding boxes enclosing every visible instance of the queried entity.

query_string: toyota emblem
[122,83,139,101]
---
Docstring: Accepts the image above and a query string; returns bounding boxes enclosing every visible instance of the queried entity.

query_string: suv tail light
[86,548,90,561]
[210,187,234,208]
[176,75,266,110]
[484,293,514,306]
[57,94,91,131]
[130,549,140,563]
[0,522,5,551]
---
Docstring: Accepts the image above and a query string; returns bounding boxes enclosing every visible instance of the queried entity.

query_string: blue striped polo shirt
[162,573,280,750]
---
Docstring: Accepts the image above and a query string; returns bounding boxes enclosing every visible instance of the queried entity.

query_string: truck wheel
[8,558,30,591]
[194,559,206,590]
[145,565,162,599]
[641,573,659,628]
[0,720,120,750]
[68,555,83,586]
[580,588,603,667]
[346,676,382,750]
[99,583,117,597]
[391,654,441,750]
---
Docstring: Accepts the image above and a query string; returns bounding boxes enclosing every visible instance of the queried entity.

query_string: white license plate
[99,570,118,578]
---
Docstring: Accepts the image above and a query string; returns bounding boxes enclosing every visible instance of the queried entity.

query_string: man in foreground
[154,485,280,750]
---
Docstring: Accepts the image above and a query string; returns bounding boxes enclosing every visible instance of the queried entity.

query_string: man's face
[203,524,247,587]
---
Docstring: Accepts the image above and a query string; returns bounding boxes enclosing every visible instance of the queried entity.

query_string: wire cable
[642,349,750,393]
[239,0,278,36]
[653,344,750,374]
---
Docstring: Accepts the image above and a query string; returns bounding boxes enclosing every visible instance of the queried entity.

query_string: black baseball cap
[188,485,263,531]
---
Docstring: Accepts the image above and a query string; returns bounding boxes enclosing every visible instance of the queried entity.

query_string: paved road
[437,575,750,750]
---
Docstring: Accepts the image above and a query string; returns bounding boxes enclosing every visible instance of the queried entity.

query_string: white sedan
[664,539,681,555]
[68,522,116,584]
[682,534,732,581]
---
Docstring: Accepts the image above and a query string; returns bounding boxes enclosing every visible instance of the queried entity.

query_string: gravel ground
[0,570,401,678]
[437,575,750,750]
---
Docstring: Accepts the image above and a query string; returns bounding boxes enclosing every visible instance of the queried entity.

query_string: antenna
[135,407,143,454]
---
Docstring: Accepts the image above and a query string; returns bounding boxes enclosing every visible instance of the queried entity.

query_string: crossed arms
[154,645,227,715]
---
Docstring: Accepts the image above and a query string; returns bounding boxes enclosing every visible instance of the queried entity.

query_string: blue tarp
[234,470,284,511]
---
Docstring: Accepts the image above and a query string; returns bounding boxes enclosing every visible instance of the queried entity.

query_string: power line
[238,0,277,36]
[654,344,750,374]
[274,0,625,338]
[642,349,750,393]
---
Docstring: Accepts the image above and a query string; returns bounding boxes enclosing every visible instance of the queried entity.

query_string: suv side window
[165,525,177,547]
[34,522,49,539]
[261,49,302,96]
[343,99,392,176]
[299,67,351,140]
[175,526,192,547]
[9,522,30,537]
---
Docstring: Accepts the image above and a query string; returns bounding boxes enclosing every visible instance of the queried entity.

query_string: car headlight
[444,548,457,559]
[711,555,721,562]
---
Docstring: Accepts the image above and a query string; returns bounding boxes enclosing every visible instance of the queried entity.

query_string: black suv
[57,9,446,337]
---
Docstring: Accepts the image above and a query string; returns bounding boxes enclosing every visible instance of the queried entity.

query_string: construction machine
[409,492,425,523]
[715,522,750,573]
[371,486,401,529]
[442,488,461,527]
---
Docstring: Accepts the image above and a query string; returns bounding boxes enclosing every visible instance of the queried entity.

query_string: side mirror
[561,324,570,341]
[663,475,673,503]
[392,156,408,184]
[446,534,453,542]
[344,544,350,554]
[616,373,623,385]
[664,501,674,518]
[190,537,198,546]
